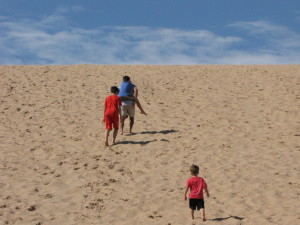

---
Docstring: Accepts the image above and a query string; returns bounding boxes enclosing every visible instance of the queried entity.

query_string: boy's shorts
[121,105,135,118]
[189,199,205,210]
[105,114,119,130]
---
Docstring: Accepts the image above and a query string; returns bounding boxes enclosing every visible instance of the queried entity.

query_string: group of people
[103,76,147,146]
[103,76,209,221]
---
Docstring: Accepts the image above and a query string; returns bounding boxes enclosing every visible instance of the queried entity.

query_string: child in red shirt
[103,86,122,146]
[184,165,209,221]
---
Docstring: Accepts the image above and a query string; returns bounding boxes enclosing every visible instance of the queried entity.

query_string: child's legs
[134,88,138,99]
[190,209,195,219]
[105,129,111,145]
[131,98,146,115]
[200,208,206,220]
[189,199,197,219]
[112,117,119,142]
[112,129,118,142]
[135,98,146,114]
[111,114,119,143]
[198,199,206,221]
[125,94,146,115]
[105,115,113,145]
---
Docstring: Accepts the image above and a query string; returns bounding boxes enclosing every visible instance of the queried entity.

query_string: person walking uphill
[118,76,147,134]
[184,165,209,221]
[103,86,122,146]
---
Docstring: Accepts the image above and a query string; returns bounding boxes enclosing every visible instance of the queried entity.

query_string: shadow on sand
[113,140,156,145]
[128,129,179,135]
[117,130,179,145]
[210,216,244,222]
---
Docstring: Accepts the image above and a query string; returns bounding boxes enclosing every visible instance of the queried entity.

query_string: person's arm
[204,186,209,197]
[133,87,138,99]
[117,98,122,122]
[103,100,107,123]
[118,105,122,122]
[118,105,121,116]
[184,186,189,200]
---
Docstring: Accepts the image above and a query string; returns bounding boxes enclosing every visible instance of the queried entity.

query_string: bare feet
[202,217,206,222]
[141,110,147,115]
[120,130,124,135]
[105,141,109,146]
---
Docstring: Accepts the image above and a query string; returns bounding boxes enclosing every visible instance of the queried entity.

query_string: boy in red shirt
[184,165,209,221]
[103,86,122,146]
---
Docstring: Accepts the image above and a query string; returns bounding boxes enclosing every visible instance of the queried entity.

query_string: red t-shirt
[186,176,207,199]
[105,95,121,116]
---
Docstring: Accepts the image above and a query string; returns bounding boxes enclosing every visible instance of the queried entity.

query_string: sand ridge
[0,65,299,225]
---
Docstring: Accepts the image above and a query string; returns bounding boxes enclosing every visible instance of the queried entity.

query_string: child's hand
[102,118,105,124]
[184,195,187,201]
[207,193,210,197]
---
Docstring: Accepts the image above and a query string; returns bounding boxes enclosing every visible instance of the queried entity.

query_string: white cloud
[229,20,300,49]
[0,10,300,65]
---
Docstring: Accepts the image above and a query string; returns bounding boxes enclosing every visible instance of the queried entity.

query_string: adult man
[118,76,147,134]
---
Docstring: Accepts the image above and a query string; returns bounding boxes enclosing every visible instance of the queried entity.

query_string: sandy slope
[0,65,299,225]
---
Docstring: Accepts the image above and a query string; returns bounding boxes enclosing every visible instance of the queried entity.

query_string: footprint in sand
[27,205,36,211]
[109,179,117,183]
[44,194,53,199]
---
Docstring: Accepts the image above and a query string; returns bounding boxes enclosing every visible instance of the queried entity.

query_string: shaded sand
[0,65,299,225]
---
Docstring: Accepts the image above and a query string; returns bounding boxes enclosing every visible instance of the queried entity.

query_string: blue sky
[1,0,300,65]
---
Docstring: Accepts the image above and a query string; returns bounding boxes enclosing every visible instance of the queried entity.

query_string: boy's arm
[103,100,107,123]
[118,105,121,115]
[118,105,122,122]
[204,186,209,197]
[184,186,189,200]
[117,98,123,122]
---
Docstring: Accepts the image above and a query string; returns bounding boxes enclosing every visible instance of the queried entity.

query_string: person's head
[123,76,131,82]
[110,86,119,94]
[190,165,199,176]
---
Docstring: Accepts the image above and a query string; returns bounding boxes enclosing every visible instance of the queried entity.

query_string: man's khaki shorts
[121,105,135,118]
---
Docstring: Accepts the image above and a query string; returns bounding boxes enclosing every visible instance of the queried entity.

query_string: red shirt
[105,95,121,116]
[186,176,207,199]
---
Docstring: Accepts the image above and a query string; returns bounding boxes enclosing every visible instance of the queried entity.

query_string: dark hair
[110,86,119,94]
[190,165,200,175]
[123,76,131,82]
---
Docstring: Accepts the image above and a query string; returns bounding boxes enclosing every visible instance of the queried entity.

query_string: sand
[0,65,299,225]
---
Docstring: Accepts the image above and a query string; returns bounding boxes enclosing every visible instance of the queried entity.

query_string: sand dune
[0,65,299,225]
